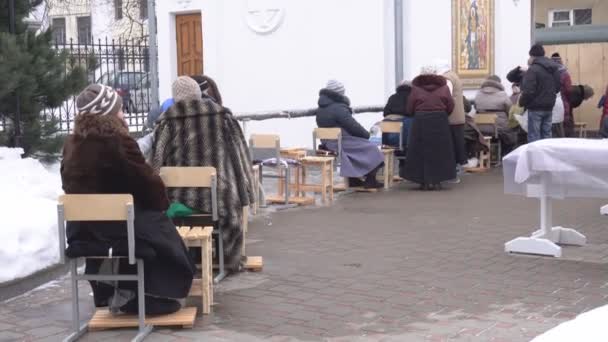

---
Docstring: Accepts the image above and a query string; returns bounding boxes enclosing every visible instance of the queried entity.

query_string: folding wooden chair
[474,113,502,166]
[159,167,225,283]
[58,194,153,342]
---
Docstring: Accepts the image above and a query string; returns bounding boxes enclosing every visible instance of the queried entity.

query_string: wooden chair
[159,167,225,284]
[249,134,296,205]
[474,113,502,166]
[379,121,405,188]
[57,194,196,341]
[466,136,492,173]
[313,128,342,164]
[313,128,347,190]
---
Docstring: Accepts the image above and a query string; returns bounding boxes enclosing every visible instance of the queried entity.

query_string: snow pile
[0,147,63,283]
[532,305,608,342]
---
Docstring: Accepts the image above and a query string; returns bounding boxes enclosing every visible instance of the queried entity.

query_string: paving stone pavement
[2,170,608,341]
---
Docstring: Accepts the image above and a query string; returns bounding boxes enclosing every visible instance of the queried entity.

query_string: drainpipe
[394,0,404,86]
[147,0,159,112]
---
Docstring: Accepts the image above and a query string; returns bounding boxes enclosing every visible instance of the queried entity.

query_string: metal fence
[1,37,153,135]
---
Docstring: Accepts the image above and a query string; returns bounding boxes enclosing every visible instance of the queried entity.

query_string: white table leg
[505,174,586,257]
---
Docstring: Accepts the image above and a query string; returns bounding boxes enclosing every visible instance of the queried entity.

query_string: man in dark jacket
[519,44,561,142]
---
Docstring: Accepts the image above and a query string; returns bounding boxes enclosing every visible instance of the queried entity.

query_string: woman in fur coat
[403,66,456,190]
[61,84,195,315]
[149,76,254,272]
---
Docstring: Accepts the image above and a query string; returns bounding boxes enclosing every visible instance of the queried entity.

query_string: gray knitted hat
[325,79,345,95]
[76,84,123,116]
[488,75,502,83]
[172,76,202,102]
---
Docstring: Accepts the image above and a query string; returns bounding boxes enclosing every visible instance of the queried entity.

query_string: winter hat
[529,44,545,57]
[488,75,501,83]
[420,64,438,75]
[433,59,451,75]
[76,84,123,116]
[551,52,563,64]
[582,85,595,100]
[172,76,202,102]
[399,79,412,87]
[325,79,345,95]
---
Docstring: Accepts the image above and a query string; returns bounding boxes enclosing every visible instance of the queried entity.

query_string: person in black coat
[315,80,385,188]
[519,44,561,142]
[382,81,413,150]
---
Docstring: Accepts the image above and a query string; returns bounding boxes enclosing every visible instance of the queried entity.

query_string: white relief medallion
[246,0,285,34]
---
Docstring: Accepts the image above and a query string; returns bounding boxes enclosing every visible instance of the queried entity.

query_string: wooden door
[547,43,608,130]
[176,14,203,76]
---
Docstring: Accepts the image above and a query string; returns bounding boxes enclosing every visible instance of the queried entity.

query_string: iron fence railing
[1,36,152,135]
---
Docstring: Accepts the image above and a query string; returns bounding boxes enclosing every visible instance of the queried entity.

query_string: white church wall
[402,0,531,98]
[156,0,531,148]
[157,0,392,148]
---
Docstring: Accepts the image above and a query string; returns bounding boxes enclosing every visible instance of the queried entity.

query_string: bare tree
[43,0,148,41]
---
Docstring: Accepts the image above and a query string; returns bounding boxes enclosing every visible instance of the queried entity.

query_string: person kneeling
[61,84,196,315]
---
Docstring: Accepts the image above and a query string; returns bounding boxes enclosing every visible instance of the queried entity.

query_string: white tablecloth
[503,139,608,199]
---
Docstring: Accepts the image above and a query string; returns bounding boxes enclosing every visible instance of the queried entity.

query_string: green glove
[166,202,195,218]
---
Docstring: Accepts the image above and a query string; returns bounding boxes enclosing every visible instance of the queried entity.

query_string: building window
[549,9,592,27]
[77,16,92,44]
[114,0,123,20]
[51,17,66,44]
[140,0,148,20]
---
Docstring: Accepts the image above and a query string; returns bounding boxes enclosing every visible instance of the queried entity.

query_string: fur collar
[412,74,447,92]
[73,114,129,138]
[159,98,230,122]
[480,79,504,91]
[319,89,351,106]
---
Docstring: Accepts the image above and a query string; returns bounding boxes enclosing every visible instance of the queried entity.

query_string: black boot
[364,167,383,189]
[348,177,364,187]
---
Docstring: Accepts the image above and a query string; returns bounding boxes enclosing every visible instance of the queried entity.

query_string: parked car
[130,73,151,113]
[96,71,149,113]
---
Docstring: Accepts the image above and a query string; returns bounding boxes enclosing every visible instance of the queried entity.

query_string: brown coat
[406,74,455,115]
[443,71,466,125]
[61,132,169,211]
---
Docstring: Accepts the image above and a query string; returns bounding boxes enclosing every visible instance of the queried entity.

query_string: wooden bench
[177,226,213,315]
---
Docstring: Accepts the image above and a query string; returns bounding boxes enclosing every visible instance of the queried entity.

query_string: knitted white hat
[325,79,345,95]
[76,84,123,116]
[172,76,202,102]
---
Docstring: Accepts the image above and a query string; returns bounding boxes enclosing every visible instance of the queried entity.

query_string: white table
[503,139,608,257]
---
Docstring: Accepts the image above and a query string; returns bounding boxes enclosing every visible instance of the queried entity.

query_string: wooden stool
[379,148,395,189]
[575,122,588,138]
[280,147,307,160]
[298,156,334,204]
[177,226,213,315]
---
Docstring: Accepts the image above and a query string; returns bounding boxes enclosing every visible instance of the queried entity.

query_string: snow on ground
[0,147,63,283]
[532,305,608,342]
